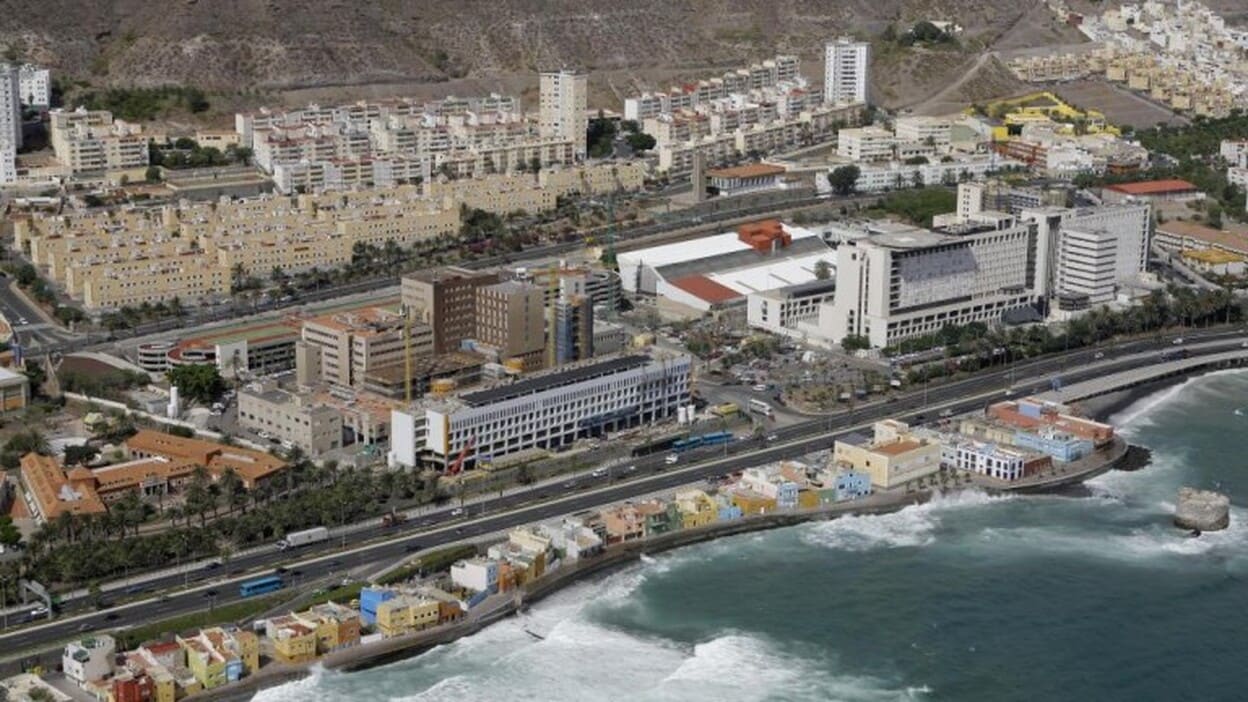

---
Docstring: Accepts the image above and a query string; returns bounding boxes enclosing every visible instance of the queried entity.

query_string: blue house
[834,470,873,502]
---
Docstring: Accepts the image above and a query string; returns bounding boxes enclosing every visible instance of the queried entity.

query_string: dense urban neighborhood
[0,1,1247,699]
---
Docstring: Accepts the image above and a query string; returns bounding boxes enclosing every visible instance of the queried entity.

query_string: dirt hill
[0,0,1081,109]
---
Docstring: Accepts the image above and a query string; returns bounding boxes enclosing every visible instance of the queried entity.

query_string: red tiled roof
[668,275,742,304]
[1105,179,1198,195]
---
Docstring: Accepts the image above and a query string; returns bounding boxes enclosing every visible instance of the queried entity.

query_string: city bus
[748,399,773,417]
[239,574,285,598]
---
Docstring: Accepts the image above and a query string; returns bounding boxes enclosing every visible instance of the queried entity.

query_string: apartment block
[539,69,588,159]
[17,63,50,108]
[0,64,20,185]
[837,126,895,162]
[14,187,462,310]
[824,38,871,105]
[49,108,149,173]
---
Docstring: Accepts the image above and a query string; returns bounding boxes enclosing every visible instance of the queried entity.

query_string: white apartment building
[894,115,953,151]
[824,38,871,105]
[843,154,1009,193]
[18,64,50,108]
[62,635,116,687]
[539,69,588,160]
[389,353,691,469]
[450,558,499,593]
[1022,202,1151,305]
[837,126,895,162]
[813,220,1040,348]
[955,441,1029,481]
[0,64,20,185]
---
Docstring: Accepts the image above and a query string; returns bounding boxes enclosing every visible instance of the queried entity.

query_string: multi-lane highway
[2,327,1244,665]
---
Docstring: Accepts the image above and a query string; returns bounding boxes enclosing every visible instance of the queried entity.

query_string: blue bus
[239,575,285,598]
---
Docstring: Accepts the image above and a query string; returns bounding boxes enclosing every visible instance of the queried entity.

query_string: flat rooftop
[458,355,653,407]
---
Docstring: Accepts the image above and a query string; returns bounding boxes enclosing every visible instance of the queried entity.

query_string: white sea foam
[802,490,1014,552]
[1112,368,1248,431]
[250,663,335,702]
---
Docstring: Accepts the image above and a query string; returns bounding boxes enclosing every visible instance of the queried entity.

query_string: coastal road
[2,327,1245,665]
[0,280,78,351]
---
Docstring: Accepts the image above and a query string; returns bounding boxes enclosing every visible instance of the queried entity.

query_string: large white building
[837,126,895,162]
[812,219,1041,348]
[1021,202,1151,306]
[389,352,691,469]
[824,38,871,105]
[0,64,21,184]
[539,69,588,160]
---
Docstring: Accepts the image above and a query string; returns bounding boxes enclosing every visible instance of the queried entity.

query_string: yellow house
[730,489,777,515]
[832,420,942,489]
[145,666,177,702]
[375,596,441,638]
[674,489,717,528]
[176,636,227,690]
[797,489,821,509]
[265,615,318,664]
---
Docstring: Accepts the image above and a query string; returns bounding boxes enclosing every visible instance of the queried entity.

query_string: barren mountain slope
[1,0,1053,96]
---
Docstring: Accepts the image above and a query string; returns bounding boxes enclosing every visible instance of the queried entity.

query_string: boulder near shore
[1174,487,1231,532]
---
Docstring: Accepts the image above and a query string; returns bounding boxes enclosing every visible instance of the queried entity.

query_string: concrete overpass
[1036,347,1248,404]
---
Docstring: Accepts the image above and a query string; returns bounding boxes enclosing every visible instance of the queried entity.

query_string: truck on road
[277,526,329,551]
[381,511,408,528]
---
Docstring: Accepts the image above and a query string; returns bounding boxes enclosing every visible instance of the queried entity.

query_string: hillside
[0,0,1082,111]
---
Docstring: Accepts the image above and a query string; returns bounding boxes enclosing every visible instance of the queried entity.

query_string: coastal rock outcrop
[1174,487,1230,532]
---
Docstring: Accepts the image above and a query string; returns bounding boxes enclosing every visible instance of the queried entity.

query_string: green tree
[167,363,226,404]
[626,132,657,153]
[145,165,162,183]
[827,165,861,196]
[586,114,617,159]
[814,259,832,280]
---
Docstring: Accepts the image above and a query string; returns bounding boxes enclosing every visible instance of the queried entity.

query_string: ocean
[252,371,1248,702]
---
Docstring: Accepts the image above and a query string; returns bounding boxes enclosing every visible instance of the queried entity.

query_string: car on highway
[404,542,421,553]
[562,480,577,489]
[665,453,679,465]
[450,507,464,517]
[591,468,608,479]
[1094,351,1105,359]
[766,434,779,442]
[202,560,222,571]
[30,605,48,617]
[1173,337,1184,345]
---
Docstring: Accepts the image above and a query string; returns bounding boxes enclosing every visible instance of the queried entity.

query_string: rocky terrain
[0,0,1087,111]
